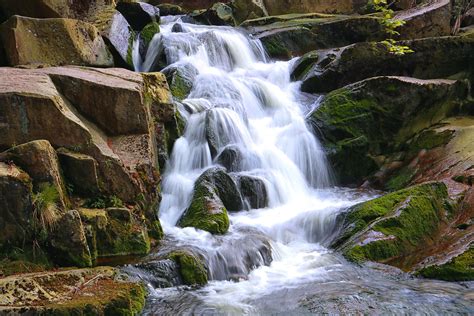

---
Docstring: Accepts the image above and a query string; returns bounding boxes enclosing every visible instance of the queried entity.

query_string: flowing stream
[127,16,474,315]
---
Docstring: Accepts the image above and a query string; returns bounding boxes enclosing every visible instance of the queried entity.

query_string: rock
[193,2,236,26]
[198,167,244,212]
[166,250,208,286]
[0,162,33,248]
[178,180,230,234]
[418,246,473,281]
[247,14,384,59]
[309,76,468,185]
[116,1,160,31]
[79,208,151,259]
[0,67,177,206]
[131,259,182,288]
[215,145,262,172]
[395,0,451,39]
[102,11,135,68]
[157,4,186,16]
[262,0,364,15]
[0,140,68,210]
[297,32,474,93]
[163,62,199,101]
[57,148,101,196]
[332,182,456,270]
[0,16,113,67]
[0,0,114,20]
[0,267,146,315]
[237,175,269,209]
[231,0,267,24]
[462,7,474,27]
[49,210,92,268]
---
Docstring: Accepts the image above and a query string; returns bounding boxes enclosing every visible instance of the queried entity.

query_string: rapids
[126,16,474,315]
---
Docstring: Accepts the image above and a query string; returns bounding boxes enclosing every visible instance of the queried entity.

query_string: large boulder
[0,67,180,207]
[309,76,468,185]
[0,162,33,249]
[166,250,208,286]
[0,16,113,67]
[332,182,473,280]
[237,175,269,209]
[296,31,474,93]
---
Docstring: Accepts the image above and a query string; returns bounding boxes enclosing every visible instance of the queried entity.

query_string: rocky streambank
[0,0,473,314]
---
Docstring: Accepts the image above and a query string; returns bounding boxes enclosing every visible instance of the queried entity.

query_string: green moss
[263,37,290,59]
[407,129,455,155]
[339,182,451,266]
[141,22,160,46]
[169,73,192,101]
[126,30,137,67]
[385,167,416,191]
[167,251,208,286]
[148,220,164,241]
[418,247,474,281]
[178,183,230,235]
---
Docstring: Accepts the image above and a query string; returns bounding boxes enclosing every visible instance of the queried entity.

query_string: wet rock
[0,140,68,210]
[166,250,208,286]
[418,246,473,281]
[116,1,160,31]
[309,76,468,185]
[199,167,244,212]
[163,63,199,101]
[0,267,146,315]
[297,32,474,93]
[132,259,182,288]
[57,148,100,196]
[462,7,474,27]
[101,11,135,68]
[178,180,230,234]
[49,210,92,268]
[0,16,113,67]
[237,175,269,209]
[0,162,33,248]
[332,182,455,270]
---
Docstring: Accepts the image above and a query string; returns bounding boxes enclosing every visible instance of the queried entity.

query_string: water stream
[127,16,473,314]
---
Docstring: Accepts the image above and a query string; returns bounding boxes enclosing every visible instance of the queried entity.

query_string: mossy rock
[166,250,208,286]
[310,76,468,185]
[333,182,454,270]
[178,181,230,235]
[418,247,474,281]
[141,21,160,46]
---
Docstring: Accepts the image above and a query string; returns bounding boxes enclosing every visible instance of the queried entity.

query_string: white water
[131,17,474,315]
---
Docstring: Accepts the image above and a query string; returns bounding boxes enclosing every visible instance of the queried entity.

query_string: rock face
[0,267,146,315]
[116,1,160,31]
[296,32,474,93]
[0,16,113,67]
[263,0,363,15]
[309,76,468,185]
[332,182,473,280]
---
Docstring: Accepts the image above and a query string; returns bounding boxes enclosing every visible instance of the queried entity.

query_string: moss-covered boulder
[178,180,231,234]
[231,0,267,24]
[297,31,474,93]
[166,250,208,286]
[309,76,468,185]
[192,2,236,26]
[333,182,455,270]
[0,267,146,315]
[0,16,113,67]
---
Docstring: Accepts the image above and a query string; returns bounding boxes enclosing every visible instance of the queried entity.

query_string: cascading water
[126,16,473,315]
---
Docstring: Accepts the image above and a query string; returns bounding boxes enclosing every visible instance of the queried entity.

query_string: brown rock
[0,16,113,67]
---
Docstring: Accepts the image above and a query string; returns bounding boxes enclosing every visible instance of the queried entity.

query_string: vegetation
[32,184,60,233]
[85,195,124,209]
[373,0,413,55]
